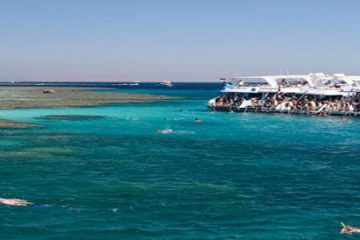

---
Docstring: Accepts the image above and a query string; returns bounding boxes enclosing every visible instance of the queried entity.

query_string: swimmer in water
[155,129,173,134]
[194,118,201,123]
[340,222,360,234]
[0,198,32,206]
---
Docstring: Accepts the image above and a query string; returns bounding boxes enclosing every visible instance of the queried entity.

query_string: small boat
[160,81,173,87]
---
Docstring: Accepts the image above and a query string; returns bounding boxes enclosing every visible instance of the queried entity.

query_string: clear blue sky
[0,0,359,82]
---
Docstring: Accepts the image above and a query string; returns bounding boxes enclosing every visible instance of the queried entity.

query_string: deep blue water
[0,82,359,239]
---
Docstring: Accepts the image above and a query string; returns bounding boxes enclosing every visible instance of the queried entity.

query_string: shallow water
[0,84,359,239]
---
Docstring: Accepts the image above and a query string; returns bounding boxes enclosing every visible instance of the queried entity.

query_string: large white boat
[208,73,360,117]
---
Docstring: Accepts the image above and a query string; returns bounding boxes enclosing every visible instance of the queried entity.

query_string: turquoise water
[0,88,360,239]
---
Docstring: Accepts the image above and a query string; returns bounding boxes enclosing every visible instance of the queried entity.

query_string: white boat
[208,73,360,116]
[160,81,173,87]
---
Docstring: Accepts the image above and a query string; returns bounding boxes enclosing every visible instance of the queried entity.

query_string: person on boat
[250,97,258,108]
[0,198,32,206]
[340,222,360,234]
[348,103,355,113]
[309,99,317,112]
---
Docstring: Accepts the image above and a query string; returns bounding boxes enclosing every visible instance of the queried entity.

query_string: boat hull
[208,106,360,117]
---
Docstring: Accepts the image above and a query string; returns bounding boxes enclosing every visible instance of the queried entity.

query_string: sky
[0,0,359,82]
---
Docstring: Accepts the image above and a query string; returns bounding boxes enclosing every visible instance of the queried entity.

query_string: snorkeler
[340,222,360,234]
[0,198,32,206]
[155,129,173,134]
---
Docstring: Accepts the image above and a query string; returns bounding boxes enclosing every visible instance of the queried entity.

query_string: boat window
[276,78,308,87]
[230,78,269,86]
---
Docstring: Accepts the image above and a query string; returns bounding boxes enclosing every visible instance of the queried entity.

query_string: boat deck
[210,106,360,118]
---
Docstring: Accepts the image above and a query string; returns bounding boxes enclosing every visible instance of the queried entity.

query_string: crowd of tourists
[214,93,360,115]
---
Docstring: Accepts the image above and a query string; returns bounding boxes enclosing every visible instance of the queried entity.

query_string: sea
[0,82,359,239]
